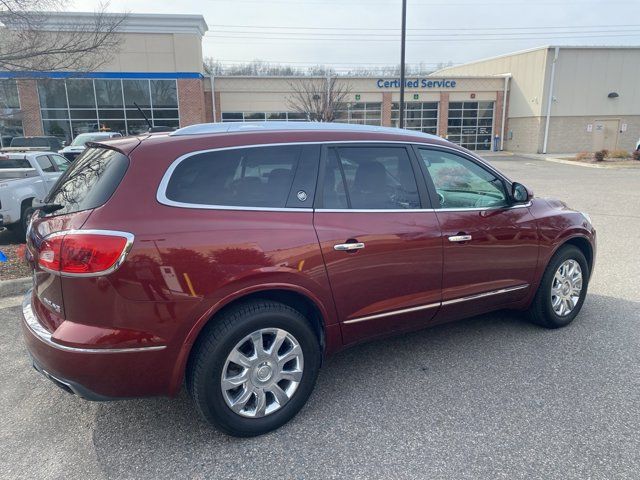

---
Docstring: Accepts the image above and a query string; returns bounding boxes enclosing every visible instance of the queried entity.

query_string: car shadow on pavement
[84,293,640,478]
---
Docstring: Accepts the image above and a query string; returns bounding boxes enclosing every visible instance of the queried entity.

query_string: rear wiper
[36,203,64,214]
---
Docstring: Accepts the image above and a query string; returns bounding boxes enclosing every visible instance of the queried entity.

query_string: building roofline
[1,12,208,36]
[208,74,501,80]
[431,44,640,75]
[430,46,551,75]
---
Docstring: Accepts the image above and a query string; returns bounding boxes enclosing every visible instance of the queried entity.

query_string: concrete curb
[479,151,515,158]
[0,277,31,298]
[520,154,640,169]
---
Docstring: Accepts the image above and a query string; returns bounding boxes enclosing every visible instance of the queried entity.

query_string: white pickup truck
[0,151,71,237]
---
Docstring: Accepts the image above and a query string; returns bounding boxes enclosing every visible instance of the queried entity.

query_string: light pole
[398,0,407,129]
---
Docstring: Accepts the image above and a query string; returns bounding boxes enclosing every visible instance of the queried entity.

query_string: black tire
[528,245,589,328]
[7,205,34,242]
[187,299,321,437]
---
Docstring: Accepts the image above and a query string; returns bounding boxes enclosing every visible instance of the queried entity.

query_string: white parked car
[0,151,70,237]
[59,131,122,162]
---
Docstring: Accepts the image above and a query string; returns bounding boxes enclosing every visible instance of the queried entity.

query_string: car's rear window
[10,137,50,148]
[44,147,129,216]
[0,158,31,168]
[164,145,302,208]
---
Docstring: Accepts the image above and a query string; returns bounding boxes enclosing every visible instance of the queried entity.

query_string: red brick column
[177,78,206,127]
[204,91,213,123]
[214,92,222,122]
[16,79,43,136]
[381,92,392,127]
[438,92,449,138]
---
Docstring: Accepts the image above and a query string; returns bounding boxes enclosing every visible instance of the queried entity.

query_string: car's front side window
[50,154,71,172]
[36,155,56,173]
[418,149,508,209]
[321,146,420,210]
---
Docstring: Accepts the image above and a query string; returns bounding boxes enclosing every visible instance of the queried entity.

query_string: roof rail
[170,121,441,140]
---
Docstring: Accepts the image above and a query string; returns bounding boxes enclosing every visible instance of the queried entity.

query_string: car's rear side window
[44,147,129,216]
[165,145,303,208]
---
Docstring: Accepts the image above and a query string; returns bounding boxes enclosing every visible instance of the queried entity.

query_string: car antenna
[134,102,153,130]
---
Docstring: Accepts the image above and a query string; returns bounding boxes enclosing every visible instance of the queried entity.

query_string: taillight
[37,231,133,276]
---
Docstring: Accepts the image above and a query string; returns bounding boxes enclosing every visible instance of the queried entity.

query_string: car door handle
[334,242,365,251]
[448,234,472,243]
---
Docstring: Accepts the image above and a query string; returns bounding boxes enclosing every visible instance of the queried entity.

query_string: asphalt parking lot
[1,155,639,480]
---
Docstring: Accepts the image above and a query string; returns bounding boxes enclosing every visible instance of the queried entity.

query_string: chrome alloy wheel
[221,328,304,418]
[550,259,583,316]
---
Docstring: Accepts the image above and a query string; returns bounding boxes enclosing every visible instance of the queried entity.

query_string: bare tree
[286,77,352,122]
[0,2,126,71]
[204,57,444,78]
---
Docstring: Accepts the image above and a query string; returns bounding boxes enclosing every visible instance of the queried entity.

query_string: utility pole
[398,0,407,129]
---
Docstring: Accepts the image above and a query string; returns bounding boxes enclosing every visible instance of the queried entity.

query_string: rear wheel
[187,300,321,437]
[7,204,34,242]
[528,245,589,328]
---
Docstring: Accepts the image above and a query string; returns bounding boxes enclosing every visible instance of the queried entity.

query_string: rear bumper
[21,289,176,399]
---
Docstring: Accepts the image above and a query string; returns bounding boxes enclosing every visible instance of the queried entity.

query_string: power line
[209,60,456,65]
[199,0,638,5]
[206,28,640,39]
[207,23,640,32]
[205,32,640,42]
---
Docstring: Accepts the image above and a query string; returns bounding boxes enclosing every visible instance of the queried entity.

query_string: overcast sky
[72,0,640,71]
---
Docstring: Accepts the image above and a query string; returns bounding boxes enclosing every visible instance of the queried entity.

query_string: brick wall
[214,92,222,122]
[438,92,449,137]
[381,92,392,127]
[546,115,640,153]
[16,79,43,136]
[204,91,213,123]
[177,78,206,127]
[503,117,543,153]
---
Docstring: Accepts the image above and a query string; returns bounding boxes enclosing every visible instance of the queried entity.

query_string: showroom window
[0,79,23,147]
[333,102,382,126]
[447,101,494,151]
[391,102,438,134]
[38,78,180,143]
[221,112,308,122]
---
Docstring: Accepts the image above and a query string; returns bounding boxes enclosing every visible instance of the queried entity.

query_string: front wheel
[187,300,321,437]
[528,245,589,328]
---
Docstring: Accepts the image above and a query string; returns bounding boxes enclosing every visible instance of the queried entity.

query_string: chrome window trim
[315,202,531,214]
[39,229,134,278]
[157,140,528,213]
[344,284,529,325]
[22,290,166,353]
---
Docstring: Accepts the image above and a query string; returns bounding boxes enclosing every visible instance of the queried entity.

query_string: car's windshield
[71,133,109,147]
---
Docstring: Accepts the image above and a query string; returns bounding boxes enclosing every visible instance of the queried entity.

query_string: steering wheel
[436,191,445,207]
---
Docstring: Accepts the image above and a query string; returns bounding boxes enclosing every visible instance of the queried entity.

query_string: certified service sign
[376,78,457,89]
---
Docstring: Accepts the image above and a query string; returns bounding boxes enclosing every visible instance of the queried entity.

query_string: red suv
[22,123,596,436]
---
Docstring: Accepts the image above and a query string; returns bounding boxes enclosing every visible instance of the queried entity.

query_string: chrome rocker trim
[345,284,529,325]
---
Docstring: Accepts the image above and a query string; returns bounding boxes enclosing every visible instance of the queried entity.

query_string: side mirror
[511,182,531,203]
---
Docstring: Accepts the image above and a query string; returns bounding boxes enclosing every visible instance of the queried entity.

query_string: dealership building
[1,12,639,153]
